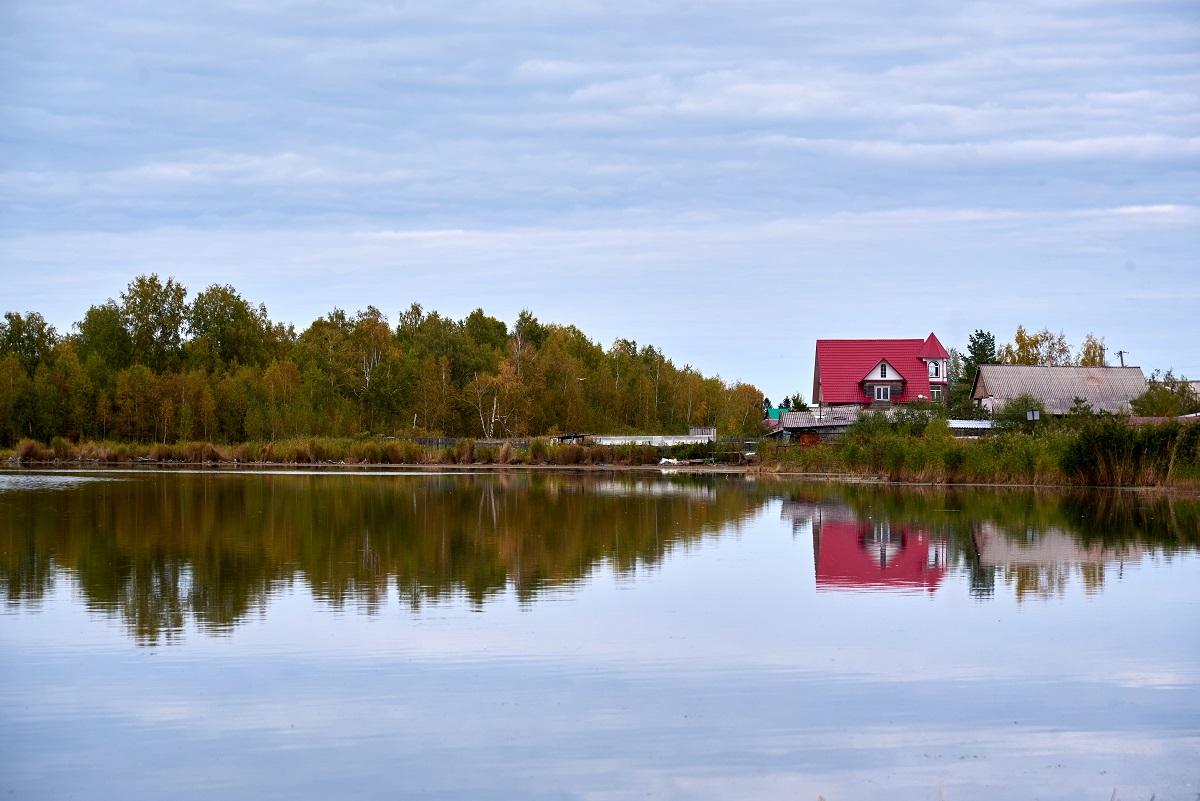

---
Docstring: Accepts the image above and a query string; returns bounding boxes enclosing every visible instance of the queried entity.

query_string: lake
[1,469,1197,800]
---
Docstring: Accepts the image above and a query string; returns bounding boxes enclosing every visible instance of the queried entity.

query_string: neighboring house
[813,333,950,408]
[970,364,1147,416]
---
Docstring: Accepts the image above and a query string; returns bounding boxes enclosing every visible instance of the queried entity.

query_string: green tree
[0,354,33,444]
[993,393,1048,433]
[262,360,303,439]
[966,329,997,371]
[75,302,132,372]
[121,275,188,371]
[948,330,997,419]
[0,311,58,375]
[1131,371,1200,417]
[187,284,273,368]
[114,365,158,441]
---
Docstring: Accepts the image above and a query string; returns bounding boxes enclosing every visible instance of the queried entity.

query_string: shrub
[50,436,73,459]
[551,443,583,465]
[942,445,965,476]
[15,438,48,462]
[453,439,475,464]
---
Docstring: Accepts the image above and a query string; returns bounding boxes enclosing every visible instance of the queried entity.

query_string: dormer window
[929,361,940,378]
[880,363,887,379]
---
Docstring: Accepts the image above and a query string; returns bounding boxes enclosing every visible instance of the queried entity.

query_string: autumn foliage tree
[0,275,764,446]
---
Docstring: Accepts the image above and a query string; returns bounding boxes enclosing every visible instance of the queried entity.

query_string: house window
[880,363,888,378]
[874,385,890,402]
[929,361,940,378]
[931,387,942,402]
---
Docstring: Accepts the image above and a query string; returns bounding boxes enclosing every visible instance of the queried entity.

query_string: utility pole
[1115,350,1128,368]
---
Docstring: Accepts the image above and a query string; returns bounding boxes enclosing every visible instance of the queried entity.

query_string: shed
[768,407,863,441]
[971,365,1147,415]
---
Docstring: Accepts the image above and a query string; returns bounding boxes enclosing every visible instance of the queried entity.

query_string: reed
[760,416,1199,487]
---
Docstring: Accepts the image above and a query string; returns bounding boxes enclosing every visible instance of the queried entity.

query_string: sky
[1,0,1197,400]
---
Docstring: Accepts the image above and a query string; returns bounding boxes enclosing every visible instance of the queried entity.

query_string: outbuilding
[970,364,1147,416]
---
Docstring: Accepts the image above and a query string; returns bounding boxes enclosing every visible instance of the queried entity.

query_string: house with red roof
[813,333,949,408]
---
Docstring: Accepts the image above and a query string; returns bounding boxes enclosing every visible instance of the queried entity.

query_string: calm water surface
[1,469,1197,800]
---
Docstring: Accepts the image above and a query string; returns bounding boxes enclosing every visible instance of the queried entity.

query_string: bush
[993,394,1048,434]
[453,439,475,464]
[15,438,50,462]
[550,443,584,465]
[50,436,73,459]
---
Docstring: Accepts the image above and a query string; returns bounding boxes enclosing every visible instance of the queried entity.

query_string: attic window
[880,363,887,378]
[929,361,940,378]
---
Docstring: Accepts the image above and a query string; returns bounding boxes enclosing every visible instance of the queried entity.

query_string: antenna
[1115,349,1128,368]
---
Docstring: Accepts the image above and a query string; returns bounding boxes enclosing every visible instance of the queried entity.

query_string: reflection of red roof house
[814,519,946,592]
[813,333,950,407]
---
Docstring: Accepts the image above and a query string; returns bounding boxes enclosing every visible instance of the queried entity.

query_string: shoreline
[5,459,1199,494]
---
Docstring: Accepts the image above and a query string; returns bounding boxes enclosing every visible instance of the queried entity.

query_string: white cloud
[758,134,1200,162]
[1,0,1197,395]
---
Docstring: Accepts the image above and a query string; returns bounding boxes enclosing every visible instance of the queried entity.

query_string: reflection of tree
[0,473,766,644]
[777,483,1199,600]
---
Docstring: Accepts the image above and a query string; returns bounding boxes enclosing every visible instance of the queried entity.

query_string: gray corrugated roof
[947,419,994,429]
[973,365,1147,415]
[778,407,862,429]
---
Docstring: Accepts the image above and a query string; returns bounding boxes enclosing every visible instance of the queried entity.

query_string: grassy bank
[7,416,1199,489]
[759,415,1200,488]
[1,435,716,468]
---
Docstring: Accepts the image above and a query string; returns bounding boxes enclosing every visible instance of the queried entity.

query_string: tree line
[0,275,764,446]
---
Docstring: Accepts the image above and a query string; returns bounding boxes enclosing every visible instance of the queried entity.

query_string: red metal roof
[917,332,949,359]
[815,334,946,404]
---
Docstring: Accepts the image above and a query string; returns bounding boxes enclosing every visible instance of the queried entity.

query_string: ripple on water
[0,472,123,492]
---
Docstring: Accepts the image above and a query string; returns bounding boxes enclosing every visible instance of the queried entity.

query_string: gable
[863,359,904,382]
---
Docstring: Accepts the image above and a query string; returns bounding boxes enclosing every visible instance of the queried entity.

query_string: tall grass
[3,435,672,468]
[760,416,1200,487]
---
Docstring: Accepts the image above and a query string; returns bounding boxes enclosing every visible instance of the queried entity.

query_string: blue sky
[1,0,1197,399]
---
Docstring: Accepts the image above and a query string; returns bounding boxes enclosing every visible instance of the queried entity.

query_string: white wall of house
[924,359,948,383]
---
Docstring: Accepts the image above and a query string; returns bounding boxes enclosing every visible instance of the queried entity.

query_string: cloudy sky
[2,0,1197,397]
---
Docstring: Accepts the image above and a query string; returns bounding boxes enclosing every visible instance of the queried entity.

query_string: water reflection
[1,470,1198,643]
[0,471,765,644]
[779,484,1198,599]
[4,470,1198,801]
